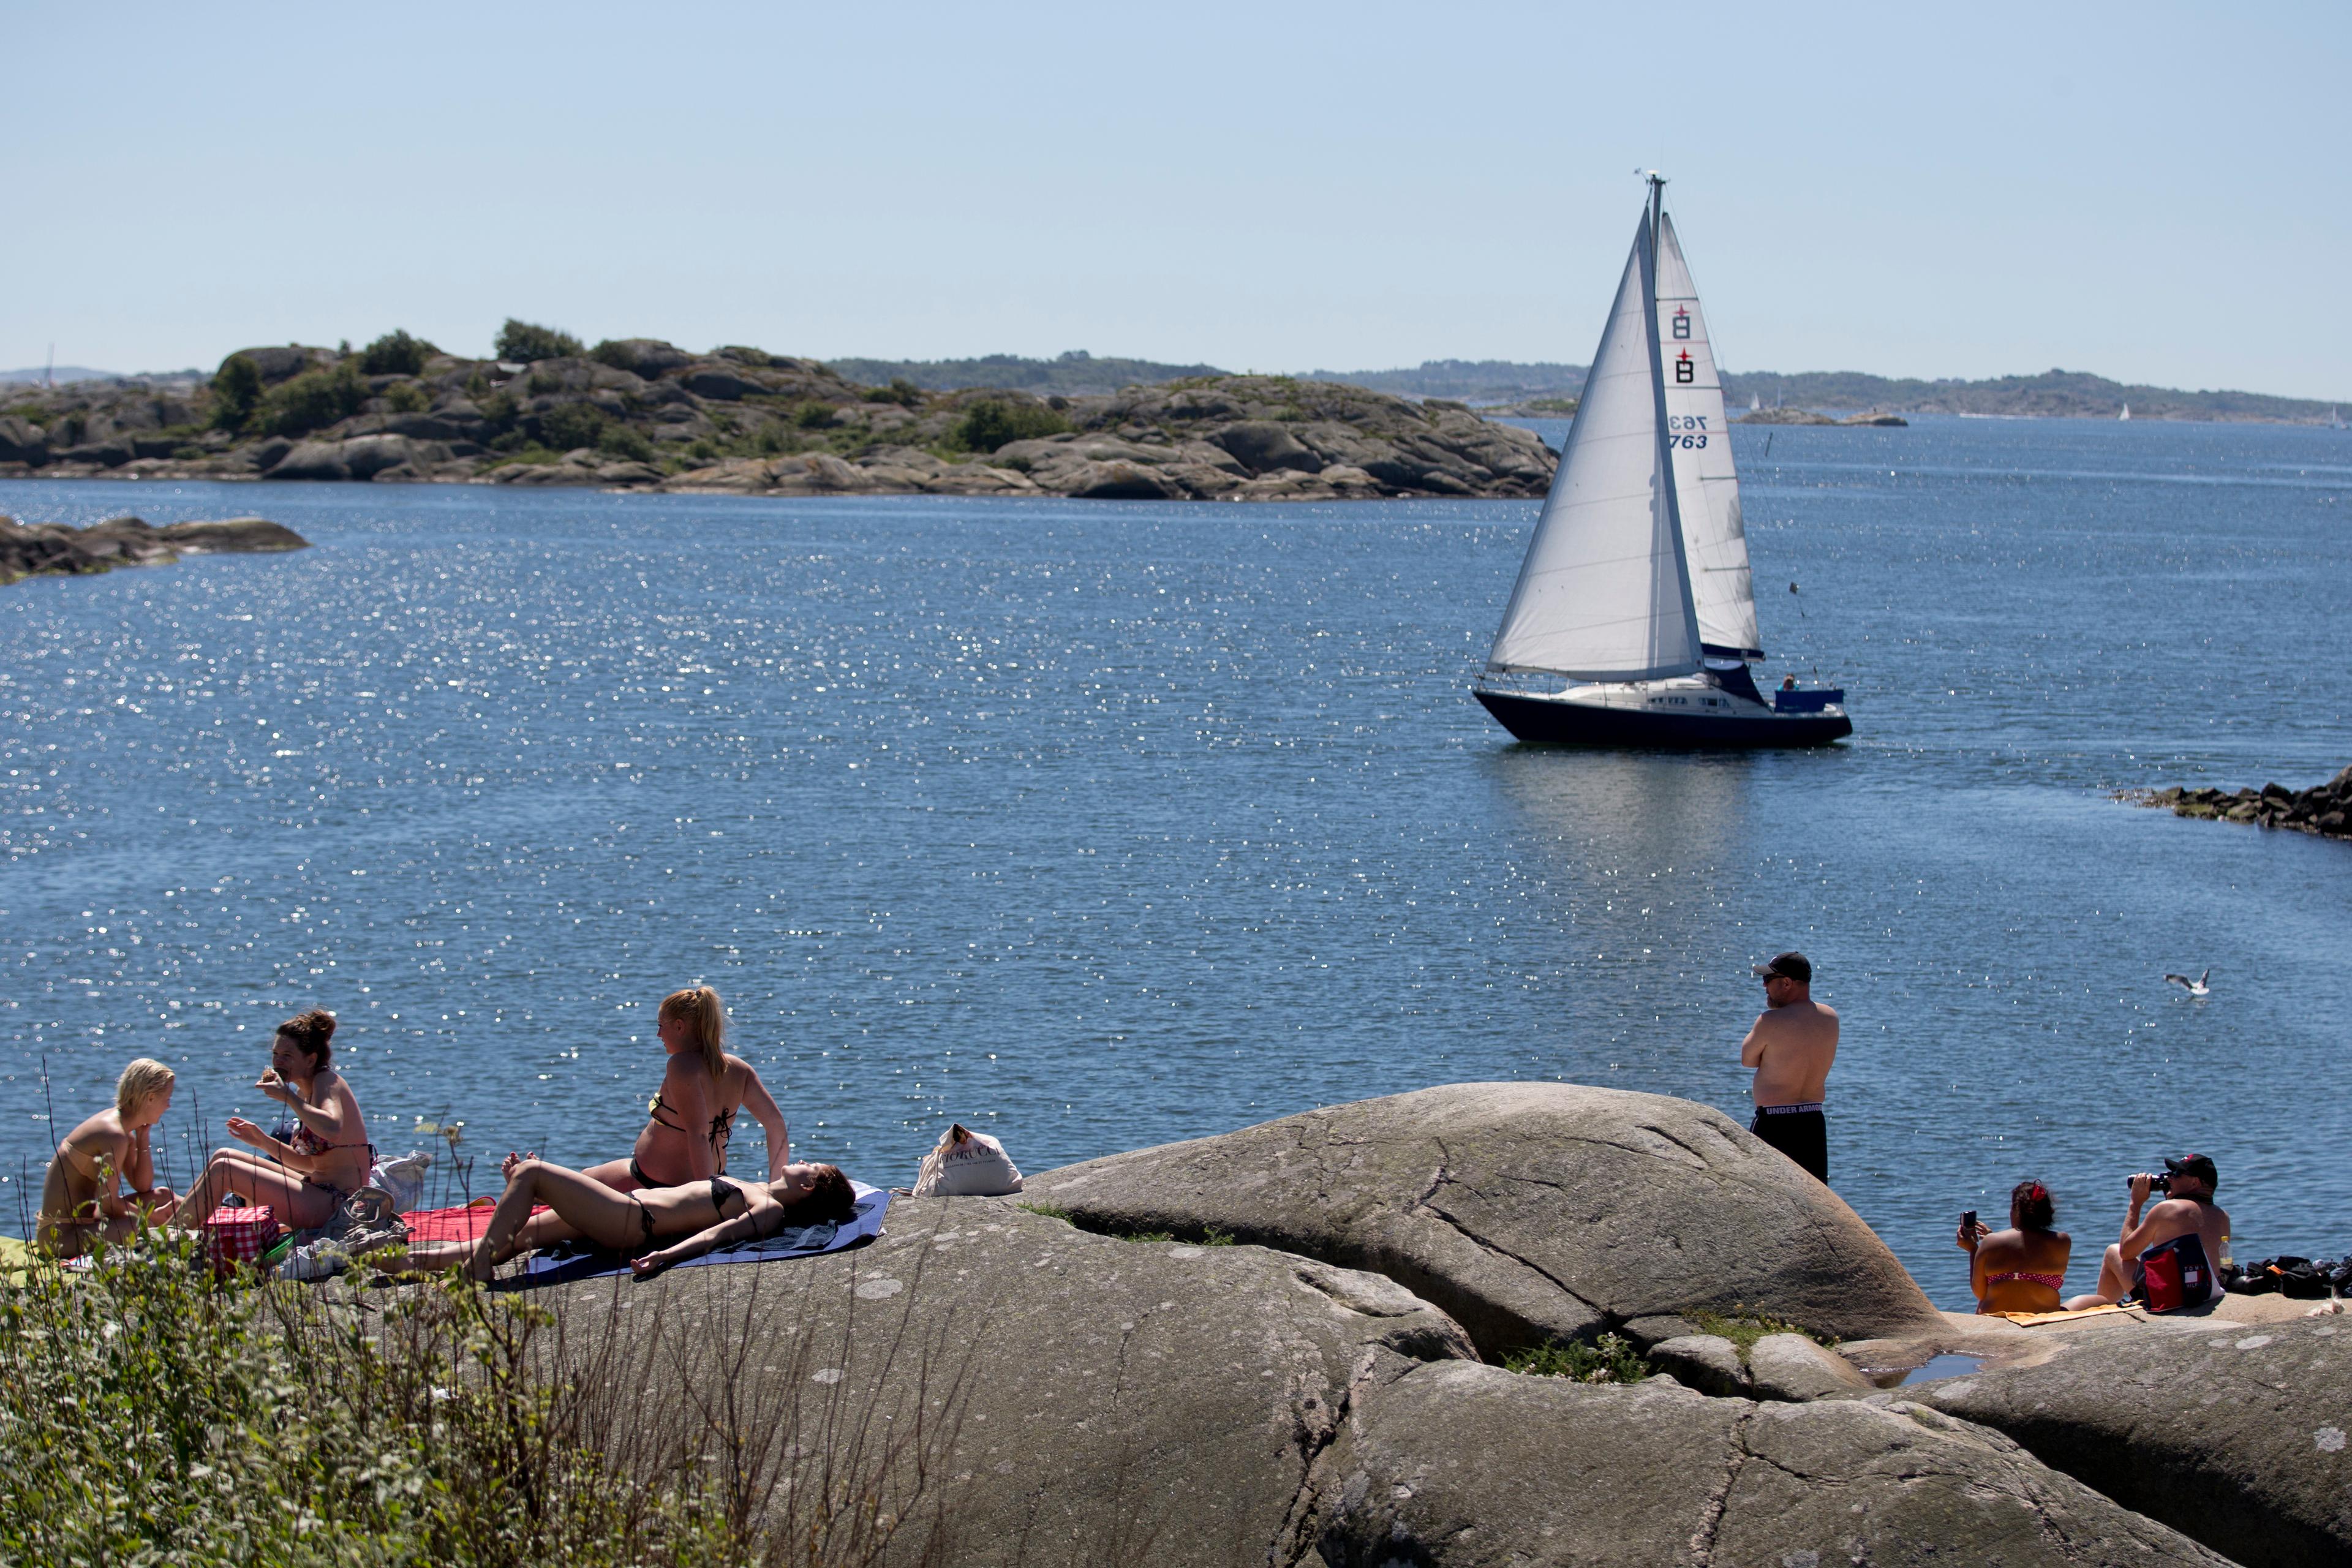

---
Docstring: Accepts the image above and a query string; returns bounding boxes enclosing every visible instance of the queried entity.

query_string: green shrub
[478,390,519,437]
[753,425,786,456]
[867,377,923,408]
[537,402,608,451]
[1502,1333,1650,1384]
[360,328,438,375]
[385,380,431,413]
[209,353,263,431]
[1684,1307,1838,1355]
[258,361,367,437]
[598,423,657,463]
[1014,1202,1072,1224]
[588,339,636,369]
[946,399,1068,454]
[794,401,838,429]
[0,1231,746,1567]
[496,318,584,363]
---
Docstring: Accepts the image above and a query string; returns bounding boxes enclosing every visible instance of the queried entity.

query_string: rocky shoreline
[509,1082,2345,1567]
[2141,765,2352,841]
[0,333,1556,502]
[0,513,306,585]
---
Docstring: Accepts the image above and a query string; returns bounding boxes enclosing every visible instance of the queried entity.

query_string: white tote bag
[911,1123,1023,1197]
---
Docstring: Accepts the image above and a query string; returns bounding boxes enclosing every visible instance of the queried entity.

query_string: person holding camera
[1957,1180,2071,1314]
[2063,1154,2230,1311]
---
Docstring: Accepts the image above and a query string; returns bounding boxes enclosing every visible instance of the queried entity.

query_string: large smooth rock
[0,416,48,465]
[536,1200,1477,1567]
[1026,1084,1942,1356]
[1311,1360,2230,1567]
[1215,420,1321,474]
[1896,1314,2352,1566]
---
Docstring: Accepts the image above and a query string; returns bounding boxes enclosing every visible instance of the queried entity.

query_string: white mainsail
[1485,217,1701,681]
[1654,213,1762,659]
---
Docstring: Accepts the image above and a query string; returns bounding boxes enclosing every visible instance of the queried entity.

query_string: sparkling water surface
[4,415,2346,1311]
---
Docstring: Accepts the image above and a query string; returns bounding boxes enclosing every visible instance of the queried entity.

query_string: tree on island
[495,318,583,364]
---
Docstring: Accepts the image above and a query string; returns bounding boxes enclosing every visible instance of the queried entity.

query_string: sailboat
[1473,175,1850,747]
[2120,403,2132,421]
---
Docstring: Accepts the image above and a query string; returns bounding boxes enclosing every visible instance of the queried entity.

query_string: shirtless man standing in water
[1740,951,1838,1184]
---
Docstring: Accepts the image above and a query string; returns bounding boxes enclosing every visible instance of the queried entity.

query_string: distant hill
[1,366,127,385]
[1717,368,2343,423]
[824,350,1226,395]
[1306,359,2342,423]
[1309,360,1590,403]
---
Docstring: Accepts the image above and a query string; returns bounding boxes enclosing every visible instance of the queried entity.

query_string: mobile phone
[1960,1209,1978,1234]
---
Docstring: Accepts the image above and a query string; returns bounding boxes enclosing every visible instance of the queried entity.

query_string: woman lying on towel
[1958,1179,2071,1314]
[405,1153,856,1282]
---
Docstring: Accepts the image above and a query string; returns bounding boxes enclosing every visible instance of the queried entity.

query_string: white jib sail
[1654,212,1762,659]
[1487,219,1702,681]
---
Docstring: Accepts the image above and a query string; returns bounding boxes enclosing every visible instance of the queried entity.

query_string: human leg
[467,1161,650,1281]
[175,1150,337,1231]
[2063,1244,2136,1311]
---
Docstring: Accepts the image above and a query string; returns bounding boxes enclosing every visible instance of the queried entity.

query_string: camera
[2125,1172,2172,1194]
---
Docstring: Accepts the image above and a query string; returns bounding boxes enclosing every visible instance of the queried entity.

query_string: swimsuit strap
[646,1089,690,1134]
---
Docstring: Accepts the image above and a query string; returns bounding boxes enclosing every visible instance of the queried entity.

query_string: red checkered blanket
[401,1202,549,1246]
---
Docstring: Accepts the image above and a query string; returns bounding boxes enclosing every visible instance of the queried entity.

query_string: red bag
[203,1204,281,1276]
[2138,1232,2215,1313]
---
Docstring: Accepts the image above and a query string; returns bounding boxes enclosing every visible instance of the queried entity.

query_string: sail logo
[1672,306,1692,341]
[1675,350,1695,385]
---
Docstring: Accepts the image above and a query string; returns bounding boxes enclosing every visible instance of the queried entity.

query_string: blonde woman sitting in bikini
[587,986,790,1188]
[1958,1179,2071,1314]
[402,1153,856,1282]
[172,1009,374,1232]
[37,1057,181,1256]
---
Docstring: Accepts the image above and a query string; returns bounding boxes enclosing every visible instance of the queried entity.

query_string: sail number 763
[1667,414,1708,448]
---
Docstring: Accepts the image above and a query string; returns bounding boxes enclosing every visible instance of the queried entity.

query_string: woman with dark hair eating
[1958,1179,2073,1314]
[174,1008,374,1232]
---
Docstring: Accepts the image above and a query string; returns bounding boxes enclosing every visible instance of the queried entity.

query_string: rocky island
[0,513,306,585]
[0,325,1557,502]
[2142,764,2352,841]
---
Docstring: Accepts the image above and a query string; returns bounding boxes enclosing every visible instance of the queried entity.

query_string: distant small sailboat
[1749,393,1762,412]
[2332,407,2346,430]
[1472,174,1850,748]
[2119,403,2132,421]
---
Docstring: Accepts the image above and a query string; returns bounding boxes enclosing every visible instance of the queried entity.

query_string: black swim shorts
[1749,1104,1828,1185]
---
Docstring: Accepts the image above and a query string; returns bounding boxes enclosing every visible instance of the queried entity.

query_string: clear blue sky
[9,2,2347,397]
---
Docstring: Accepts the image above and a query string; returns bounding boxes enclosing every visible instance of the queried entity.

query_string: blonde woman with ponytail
[565,986,790,1197]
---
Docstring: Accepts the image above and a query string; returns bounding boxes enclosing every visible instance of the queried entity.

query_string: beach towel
[1986,1303,2135,1325]
[521,1185,888,1286]
[401,1201,551,1246]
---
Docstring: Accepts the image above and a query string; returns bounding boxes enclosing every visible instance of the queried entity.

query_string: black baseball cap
[2165,1153,2218,1189]
[1751,951,1811,984]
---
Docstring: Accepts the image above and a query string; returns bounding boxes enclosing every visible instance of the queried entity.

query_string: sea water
[2,415,2346,1310]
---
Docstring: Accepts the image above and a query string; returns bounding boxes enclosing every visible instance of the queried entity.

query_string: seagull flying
[2163,969,2212,999]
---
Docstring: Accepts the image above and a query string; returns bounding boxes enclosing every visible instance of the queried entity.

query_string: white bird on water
[2163,969,2212,999]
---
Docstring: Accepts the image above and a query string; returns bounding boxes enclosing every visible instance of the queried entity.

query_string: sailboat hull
[1474,686,1852,748]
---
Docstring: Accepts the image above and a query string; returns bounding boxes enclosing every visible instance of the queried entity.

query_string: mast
[1637,174,1703,668]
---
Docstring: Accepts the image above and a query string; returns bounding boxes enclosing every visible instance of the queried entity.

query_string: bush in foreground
[0,1231,744,1566]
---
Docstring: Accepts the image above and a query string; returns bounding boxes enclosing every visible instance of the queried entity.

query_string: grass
[1014,1201,1072,1223]
[1503,1332,1650,1384]
[1,1223,976,1567]
[1684,1306,1839,1357]
[0,1227,743,1566]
